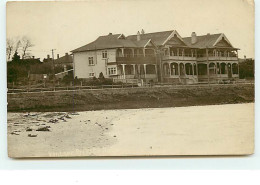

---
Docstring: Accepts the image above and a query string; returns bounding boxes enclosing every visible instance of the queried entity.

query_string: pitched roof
[182,33,222,48]
[54,54,73,64]
[72,34,139,52]
[72,31,236,53]
[127,30,174,46]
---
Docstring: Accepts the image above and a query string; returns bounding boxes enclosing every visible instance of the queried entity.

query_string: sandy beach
[8,103,254,157]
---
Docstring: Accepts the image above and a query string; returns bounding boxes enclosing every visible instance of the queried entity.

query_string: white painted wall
[73,49,117,79]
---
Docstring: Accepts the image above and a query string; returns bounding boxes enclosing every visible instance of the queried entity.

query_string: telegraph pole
[51,49,56,88]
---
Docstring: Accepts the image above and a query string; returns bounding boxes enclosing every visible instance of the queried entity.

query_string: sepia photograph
[6,0,255,158]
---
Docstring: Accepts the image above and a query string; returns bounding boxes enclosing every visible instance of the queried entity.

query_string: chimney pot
[47,54,50,59]
[57,54,59,59]
[137,31,141,41]
[191,32,197,44]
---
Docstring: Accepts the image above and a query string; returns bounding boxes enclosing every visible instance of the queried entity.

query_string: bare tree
[14,39,21,53]
[6,37,22,61]
[7,36,34,61]
[6,38,14,61]
[20,36,34,59]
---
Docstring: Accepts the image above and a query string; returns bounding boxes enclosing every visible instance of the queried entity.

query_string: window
[89,72,95,78]
[102,50,108,59]
[108,67,117,75]
[88,57,94,65]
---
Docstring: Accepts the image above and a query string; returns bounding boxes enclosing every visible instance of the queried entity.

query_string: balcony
[116,55,156,65]
[163,55,196,61]
[197,55,238,61]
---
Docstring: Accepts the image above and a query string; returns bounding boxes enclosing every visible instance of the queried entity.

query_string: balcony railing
[198,74,229,78]
[197,56,238,61]
[117,53,156,57]
[116,55,156,64]
[163,55,196,60]
[196,53,238,61]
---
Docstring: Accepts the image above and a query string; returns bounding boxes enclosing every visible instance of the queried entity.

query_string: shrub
[98,72,105,80]
[62,74,74,85]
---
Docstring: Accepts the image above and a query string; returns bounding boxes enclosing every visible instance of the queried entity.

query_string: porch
[115,64,158,82]
[197,62,239,82]
[162,61,198,84]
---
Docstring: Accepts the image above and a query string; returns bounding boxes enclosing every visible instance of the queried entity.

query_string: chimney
[47,54,50,59]
[191,32,197,44]
[57,54,59,59]
[65,53,68,56]
[137,31,141,41]
[141,29,145,34]
[108,33,112,35]
[32,56,35,59]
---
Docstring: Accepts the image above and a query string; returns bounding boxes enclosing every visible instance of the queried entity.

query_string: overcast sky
[6,0,254,60]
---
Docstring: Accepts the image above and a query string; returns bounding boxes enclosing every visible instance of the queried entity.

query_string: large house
[71,30,239,84]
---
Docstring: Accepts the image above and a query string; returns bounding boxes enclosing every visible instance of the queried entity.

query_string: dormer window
[102,50,108,59]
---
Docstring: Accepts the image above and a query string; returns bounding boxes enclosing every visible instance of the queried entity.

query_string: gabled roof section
[132,39,151,47]
[215,38,232,48]
[165,34,187,47]
[183,33,222,48]
[213,33,233,48]
[127,30,174,46]
[131,39,156,48]
[117,34,126,39]
[143,39,156,48]
[162,30,184,45]
[71,34,138,53]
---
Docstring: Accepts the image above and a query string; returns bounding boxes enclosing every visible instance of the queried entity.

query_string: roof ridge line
[183,33,222,39]
[127,30,174,37]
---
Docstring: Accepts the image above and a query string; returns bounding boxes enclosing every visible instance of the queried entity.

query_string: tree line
[6,36,65,84]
